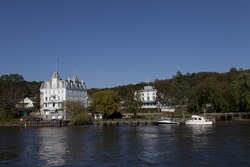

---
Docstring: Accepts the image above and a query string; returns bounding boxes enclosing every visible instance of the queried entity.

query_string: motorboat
[185,115,213,125]
[154,118,179,125]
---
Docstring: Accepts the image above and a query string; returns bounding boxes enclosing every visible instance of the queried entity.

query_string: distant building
[16,97,35,109]
[138,85,158,108]
[40,72,88,120]
[160,106,175,112]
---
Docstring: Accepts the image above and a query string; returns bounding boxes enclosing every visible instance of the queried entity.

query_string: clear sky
[0,0,249,88]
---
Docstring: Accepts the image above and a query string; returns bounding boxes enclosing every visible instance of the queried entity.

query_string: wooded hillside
[90,67,250,114]
[0,74,41,120]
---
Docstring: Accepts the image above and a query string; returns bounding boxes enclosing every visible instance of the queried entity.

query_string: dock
[206,112,250,121]
[17,120,71,127]
[94,119,156,126]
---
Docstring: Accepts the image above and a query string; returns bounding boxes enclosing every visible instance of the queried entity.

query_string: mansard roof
[40,72,86,90]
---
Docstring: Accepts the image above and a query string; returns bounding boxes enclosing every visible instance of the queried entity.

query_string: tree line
[0,67,249,121]
[89,67,250,115]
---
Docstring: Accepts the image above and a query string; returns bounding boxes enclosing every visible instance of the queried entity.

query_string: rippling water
[1,121,250,167]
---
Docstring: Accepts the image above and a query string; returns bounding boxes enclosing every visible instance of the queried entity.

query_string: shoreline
[1,118,250,127]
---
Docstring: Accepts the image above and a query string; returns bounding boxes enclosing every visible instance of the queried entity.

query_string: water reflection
[187,125,213,149]
[37,128,68,166]
[188,125,213,135]
[139,126,160,165]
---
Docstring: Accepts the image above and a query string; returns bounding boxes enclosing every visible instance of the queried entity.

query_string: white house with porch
[16,97,35,109]
[138,85,158,108]
[40,72,88,120]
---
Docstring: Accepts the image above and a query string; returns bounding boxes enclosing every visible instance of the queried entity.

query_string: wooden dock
[94,119,156,126]
[17,120,71,127]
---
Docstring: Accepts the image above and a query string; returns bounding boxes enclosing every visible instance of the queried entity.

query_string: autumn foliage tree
[90,90,120,118]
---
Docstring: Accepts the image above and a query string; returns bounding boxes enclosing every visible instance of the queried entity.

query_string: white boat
[154,118,179,125]
[185,115,213,125]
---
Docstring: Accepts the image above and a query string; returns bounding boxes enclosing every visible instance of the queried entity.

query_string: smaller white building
[138,85,158,108]
[16,97,35,109]
[160,106,175,112]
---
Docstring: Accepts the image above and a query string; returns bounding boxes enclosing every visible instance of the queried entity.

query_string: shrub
[72,113,93,125]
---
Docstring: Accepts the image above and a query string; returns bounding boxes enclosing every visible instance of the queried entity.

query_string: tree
[65,101,85,118]
[124,91,142,117]
[212,81,233,113]
[64,101,92,124]
[91,90,120,118]
[232,73,250,112]
[173,70,183,79]
[187,77,219,113]
[0,103,19,121]
[0,74,24,82]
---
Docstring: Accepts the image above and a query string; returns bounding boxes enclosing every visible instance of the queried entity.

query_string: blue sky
[0,0,249,88]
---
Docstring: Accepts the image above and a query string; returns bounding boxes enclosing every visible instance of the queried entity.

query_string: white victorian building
[40,72,88,120]
[138,85,158,108]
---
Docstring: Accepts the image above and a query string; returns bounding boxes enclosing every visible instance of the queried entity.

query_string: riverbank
[1,112,250,127]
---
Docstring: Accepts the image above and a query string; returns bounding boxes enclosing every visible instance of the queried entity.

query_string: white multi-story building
[138,85,158,108]
[40,72,88,120]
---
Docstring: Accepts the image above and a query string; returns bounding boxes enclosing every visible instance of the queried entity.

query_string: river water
[1,121,250,167]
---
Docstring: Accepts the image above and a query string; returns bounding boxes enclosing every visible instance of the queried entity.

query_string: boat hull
[154,120,179,125]
[185,121,213,125]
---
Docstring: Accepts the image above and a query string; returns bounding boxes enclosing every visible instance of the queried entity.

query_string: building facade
[40,72,88,120]
[16,97,35,109]
[138,85,158,108]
